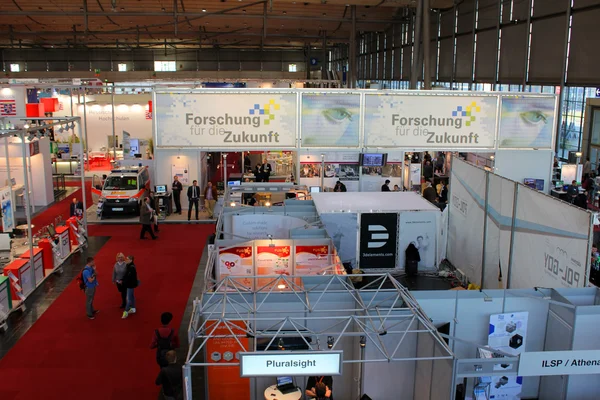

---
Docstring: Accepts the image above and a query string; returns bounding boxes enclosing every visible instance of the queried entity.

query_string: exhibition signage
[239,351,343,377]
[518,350,600,376]
[397,211,438,270]
[206,320,251,398]
[359,213,398,268]
[231,214,307,239]
[363,94,498,148]
[301,93,361,147]
[218,246,254,290]
[155,92,297,148]
[0,186,14,232]
[498,97,556,149]
[295,244,331,275]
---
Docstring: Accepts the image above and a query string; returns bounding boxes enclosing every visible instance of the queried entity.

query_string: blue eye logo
[520,111,548,125]
[322,107,353,124]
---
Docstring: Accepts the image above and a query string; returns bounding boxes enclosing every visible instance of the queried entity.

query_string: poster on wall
[256,244,292,289]
[155,92,297,148]
[320,213,358,266]
[122,131,131,159]
[205,320,251,399]
[498,96,556,149]
[364,94,498,148]
[301,93,361,147]
[295,243,331,275]
[172,165,189,185]
[487,312,528,399]
[0,187,14,232]
[359,213,398,269]
[218,246,254,290]
[336,164,359,181]
[231,214,308,239]
[397,211,438,271]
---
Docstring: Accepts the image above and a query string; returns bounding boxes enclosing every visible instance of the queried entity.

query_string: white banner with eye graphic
[498,96,556,149]
[155,92,297,148]
[364,94,498,149]
[301,93,361,147]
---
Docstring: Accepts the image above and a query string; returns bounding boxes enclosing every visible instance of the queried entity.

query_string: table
[264,385,302,400]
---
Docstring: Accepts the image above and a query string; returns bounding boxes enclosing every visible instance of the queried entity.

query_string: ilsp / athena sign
[518,350,600,376]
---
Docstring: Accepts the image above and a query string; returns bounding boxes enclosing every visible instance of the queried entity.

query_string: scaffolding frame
[185,272,455,398]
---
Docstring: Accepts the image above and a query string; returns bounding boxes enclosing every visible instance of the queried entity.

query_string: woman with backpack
[121,255,138,319]
[151,312,180,368]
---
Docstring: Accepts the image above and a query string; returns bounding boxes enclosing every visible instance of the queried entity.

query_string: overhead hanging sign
[519,350,600,376]
[155,92,297,148]
[364,94,498,148]
[239,351,343,377]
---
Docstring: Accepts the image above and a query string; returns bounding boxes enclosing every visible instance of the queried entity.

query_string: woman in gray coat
[139,197,157,240]
[112,252,127,308]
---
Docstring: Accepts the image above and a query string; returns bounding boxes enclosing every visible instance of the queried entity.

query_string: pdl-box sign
[519,350,600,376]
[239,351,343,377]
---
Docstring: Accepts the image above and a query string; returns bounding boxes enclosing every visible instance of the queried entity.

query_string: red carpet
[0,224,214,400]
[30,180,92,230]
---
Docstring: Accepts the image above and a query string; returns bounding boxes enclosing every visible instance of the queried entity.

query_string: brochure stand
[3,258,33,302]
[55,226,71,259]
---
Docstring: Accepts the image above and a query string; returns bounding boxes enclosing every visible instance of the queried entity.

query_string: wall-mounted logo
[452,102,481,127]
[249,99,280,126]
[367,224,389,248]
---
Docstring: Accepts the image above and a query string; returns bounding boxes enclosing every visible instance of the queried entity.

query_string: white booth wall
[493,149,554,194]
[153,148,203,208]
[0,137,54,206]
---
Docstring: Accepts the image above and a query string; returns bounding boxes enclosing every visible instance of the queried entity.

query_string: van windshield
[104,176,137,190]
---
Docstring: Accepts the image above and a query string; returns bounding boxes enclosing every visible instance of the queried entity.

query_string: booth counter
[55,226,71,260]
[20,247,44,286]
[3,258,33,302]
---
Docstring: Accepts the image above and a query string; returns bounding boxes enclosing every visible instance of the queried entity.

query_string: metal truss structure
[186,273,455,369]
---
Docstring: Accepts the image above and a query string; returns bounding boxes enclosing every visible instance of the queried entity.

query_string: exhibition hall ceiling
[0,0,453,49]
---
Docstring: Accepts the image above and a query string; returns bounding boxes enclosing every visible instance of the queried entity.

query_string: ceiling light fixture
[202,8,206,12]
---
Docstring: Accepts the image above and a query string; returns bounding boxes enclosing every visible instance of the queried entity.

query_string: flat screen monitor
[155,185,167,194]
[228,181,241,186]
[309,186,321,193]
[360,153,387,167]
[523,178,536,189]
[47,224,56,237]
[277,377,293,387]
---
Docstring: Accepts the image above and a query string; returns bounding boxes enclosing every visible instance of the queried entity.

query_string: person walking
[112,252,127,309]
[171,175,183,215]
[151,312,181,368]
[187,180,200,221]
[204,181,218,219]
[155,350,183,400]
[140,197,157,240]
[83,257,99,320]
[121,255,138,319]
[148,191,160,233]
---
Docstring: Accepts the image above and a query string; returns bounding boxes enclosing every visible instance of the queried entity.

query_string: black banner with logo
[359,213,398,269]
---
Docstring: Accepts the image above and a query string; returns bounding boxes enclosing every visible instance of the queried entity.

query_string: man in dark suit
[171,175,183,215]
[140,197,157,240]
[70,197,84,217]
[381,179,391,192]
[260,160,272,182]
[187,180,200,221]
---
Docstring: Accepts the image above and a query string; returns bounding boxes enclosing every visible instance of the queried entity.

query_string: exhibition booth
[186,268,600,400]
[448,156,594,290]
[0,116,88,332]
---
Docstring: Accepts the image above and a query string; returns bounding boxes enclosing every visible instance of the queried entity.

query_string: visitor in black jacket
[122,255,138,319]
[156,350,183,400]
[405,242,421,276]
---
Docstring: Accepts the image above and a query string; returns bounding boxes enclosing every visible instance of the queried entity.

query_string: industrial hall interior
[2,0,600,400]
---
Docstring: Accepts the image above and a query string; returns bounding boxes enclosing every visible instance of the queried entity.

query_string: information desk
[3,258,33,301]
[263,385,302,400]
[20,248,44,286]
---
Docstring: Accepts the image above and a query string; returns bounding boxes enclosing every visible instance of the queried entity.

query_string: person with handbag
[112,252,127,309]
[122,255,139,319]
